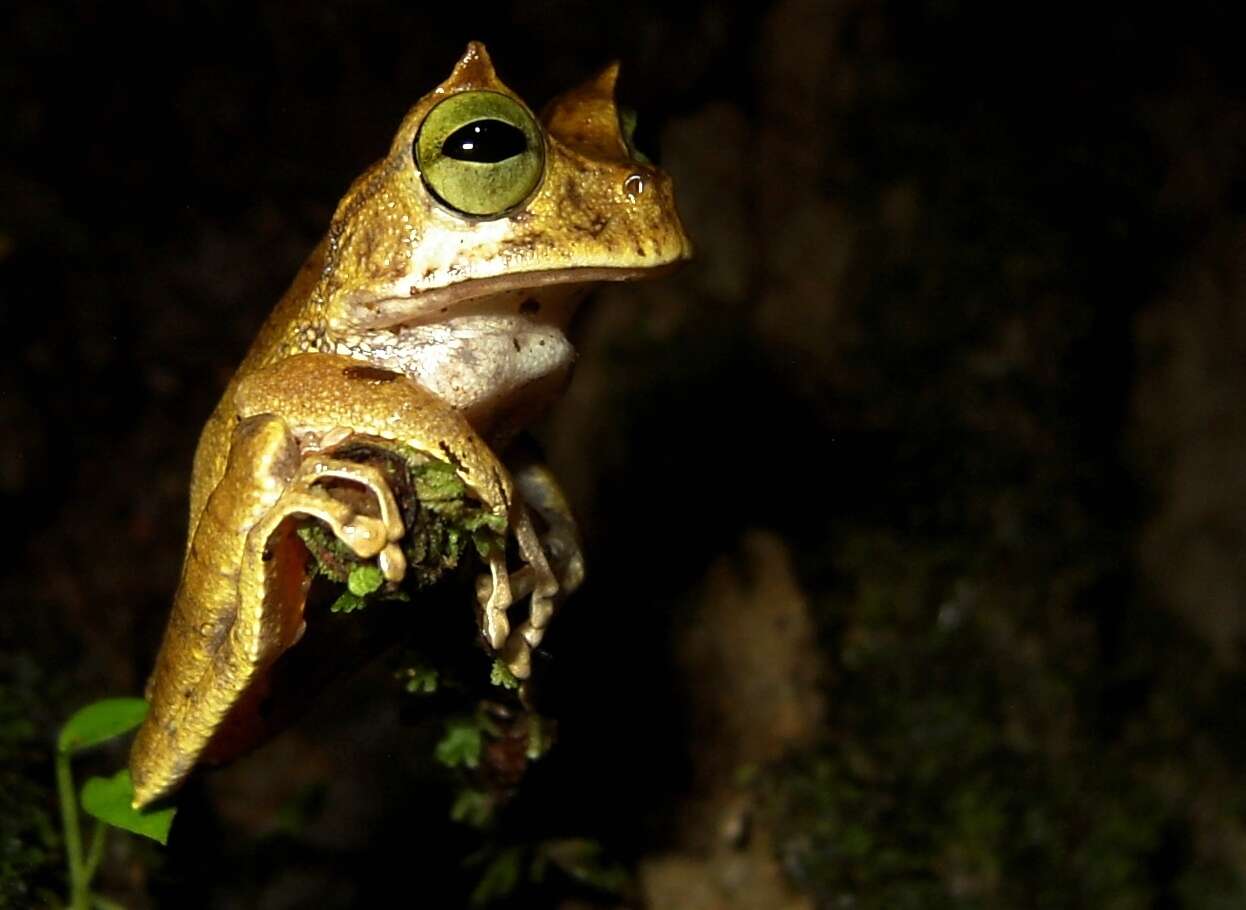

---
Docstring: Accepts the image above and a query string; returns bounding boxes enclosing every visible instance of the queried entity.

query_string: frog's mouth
[341,263,678,334]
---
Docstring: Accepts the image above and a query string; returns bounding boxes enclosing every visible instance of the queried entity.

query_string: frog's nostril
[623,173,646,201]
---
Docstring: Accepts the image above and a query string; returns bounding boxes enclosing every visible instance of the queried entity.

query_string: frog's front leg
[130,414,407,808]
[233,353,523,652]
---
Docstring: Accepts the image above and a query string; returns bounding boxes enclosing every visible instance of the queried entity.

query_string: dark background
[4,1,1246,907]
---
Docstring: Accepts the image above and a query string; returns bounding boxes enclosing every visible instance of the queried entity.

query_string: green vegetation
[55,698,175,910]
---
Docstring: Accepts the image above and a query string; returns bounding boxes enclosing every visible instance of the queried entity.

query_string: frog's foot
[475,504,560,679]
[512,459,586,597]
[280,454,407,582]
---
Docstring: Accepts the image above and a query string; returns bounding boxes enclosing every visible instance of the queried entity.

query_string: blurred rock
[1133,224,1246,663]
[637,531,820,910]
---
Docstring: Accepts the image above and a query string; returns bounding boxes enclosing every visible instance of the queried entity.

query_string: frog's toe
[377,543,406,582]
[478,550,512,649]
[500,628,533,680]
[288,453,408,577]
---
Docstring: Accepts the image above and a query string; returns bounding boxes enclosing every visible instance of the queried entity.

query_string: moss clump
[296,441,505,611]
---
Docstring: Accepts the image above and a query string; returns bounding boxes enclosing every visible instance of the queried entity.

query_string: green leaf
[330,590,366,613]
[80,770,176,845]
[540,838,629,894]
[450,788,494,828]
[347,563,384,596]
[399,664,439,694]
[435,717,483,769]
[469,846,525,907]
[58,698,148,755]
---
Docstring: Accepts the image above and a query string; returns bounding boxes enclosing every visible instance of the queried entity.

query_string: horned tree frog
[129,42,691,808]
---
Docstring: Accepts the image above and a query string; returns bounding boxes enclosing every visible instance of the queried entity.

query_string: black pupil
[441,119,527,163]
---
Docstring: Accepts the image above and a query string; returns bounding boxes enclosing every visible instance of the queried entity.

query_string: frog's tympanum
[129,42,691,808]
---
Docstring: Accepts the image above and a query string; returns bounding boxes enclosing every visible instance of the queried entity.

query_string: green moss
[397,662,440,695]
[435,717,486,770]
[296,441,504,607]
[346,564,384,596]
[489,660,519,691]
[450,788,495,828]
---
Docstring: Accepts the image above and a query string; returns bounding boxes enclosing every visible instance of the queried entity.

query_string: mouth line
[345,263,682,332]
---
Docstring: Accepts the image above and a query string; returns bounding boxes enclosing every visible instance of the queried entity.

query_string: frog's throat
[333,263,679,334]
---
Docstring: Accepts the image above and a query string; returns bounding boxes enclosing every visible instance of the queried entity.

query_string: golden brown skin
[129,42,691,809]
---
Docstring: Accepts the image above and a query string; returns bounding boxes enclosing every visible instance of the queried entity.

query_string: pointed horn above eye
[589,61,621,100]
[440,40,504,92]
[542,61,630,161]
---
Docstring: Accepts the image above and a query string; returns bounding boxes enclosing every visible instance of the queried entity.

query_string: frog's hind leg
[130,419,408,809]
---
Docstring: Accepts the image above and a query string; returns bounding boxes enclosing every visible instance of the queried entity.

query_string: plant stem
[55,750,87,910]
[83,822,107,886]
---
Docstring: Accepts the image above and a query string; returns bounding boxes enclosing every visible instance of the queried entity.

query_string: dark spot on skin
[438,442,465,471]
[512,337,521,352]
[563,175,584,210]
[440,306,449,314]
[343,365,402,383]
[519,298,540,315]
[183,689,193,699]
[261,546,274,562]
[500,235,537,257]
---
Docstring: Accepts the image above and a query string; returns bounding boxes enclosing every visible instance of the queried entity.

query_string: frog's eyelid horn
[540,62,633,163]
[440,40,505,93]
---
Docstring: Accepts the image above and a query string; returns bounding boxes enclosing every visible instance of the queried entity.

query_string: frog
[128,42,691,809]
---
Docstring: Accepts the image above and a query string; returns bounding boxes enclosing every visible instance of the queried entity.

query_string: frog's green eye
[414,91,544,217]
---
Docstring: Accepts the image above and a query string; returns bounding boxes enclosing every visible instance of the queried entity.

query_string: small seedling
[55,698,175,909]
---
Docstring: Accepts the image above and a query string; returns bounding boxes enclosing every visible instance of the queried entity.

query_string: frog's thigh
[130,418,405,808]
[131,414,302,808]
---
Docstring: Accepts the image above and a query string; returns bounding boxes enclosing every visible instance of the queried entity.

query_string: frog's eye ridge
[415,91,544,217]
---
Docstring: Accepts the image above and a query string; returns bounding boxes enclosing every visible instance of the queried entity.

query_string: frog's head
[315,41,691,336]
[305,42,691,432]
